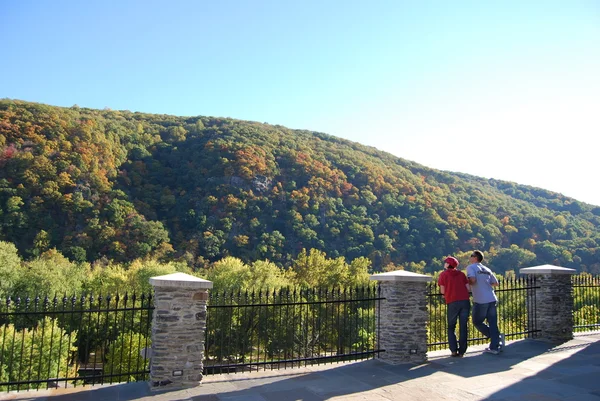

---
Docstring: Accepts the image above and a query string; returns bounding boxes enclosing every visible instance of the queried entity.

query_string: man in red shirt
[438,256,471,357]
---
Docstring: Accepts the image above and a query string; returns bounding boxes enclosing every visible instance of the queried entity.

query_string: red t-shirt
[438,269,470,304]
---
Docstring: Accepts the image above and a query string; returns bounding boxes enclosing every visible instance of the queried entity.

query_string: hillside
[1,99,599,274]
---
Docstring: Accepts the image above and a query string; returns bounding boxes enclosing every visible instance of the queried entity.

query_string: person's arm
[463,274,471,292]
[466,265,476,285]
[438,273,446,295]
[490,271,499,287]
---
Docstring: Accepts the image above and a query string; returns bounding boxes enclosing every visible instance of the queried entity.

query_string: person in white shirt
[466,250,503,355]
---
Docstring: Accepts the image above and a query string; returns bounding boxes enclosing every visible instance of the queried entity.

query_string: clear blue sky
[2,1,599,206]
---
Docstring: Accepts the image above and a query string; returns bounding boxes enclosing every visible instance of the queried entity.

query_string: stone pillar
[520,265,575,344]
[370,270,432,364]
[148,272,213,390]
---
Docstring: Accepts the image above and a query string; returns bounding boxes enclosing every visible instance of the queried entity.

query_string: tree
[103,331,150,382]
[257,231,285,262]
[84,263,129,295]
[203,257,252,290]
[247,260,291,289]
[125,259,190,294]
[490,245,536,274]
[348,257,372,286]
[291,249,349,288]
[0,241,21,297]
[13,249,87,296]
[534,241,562,264]
[0,318,77,391]
[32,230,51,257]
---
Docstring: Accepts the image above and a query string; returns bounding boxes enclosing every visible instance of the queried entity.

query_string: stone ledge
[150,272,213,289]
[520,265,576,275]
[370,270,432,283]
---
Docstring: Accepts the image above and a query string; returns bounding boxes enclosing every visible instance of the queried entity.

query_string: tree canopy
[1,99,599,275]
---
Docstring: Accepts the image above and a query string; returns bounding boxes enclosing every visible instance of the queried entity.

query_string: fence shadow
[0,357,440,401]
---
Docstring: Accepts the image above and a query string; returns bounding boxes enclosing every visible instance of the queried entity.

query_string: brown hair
[471,250,484,262]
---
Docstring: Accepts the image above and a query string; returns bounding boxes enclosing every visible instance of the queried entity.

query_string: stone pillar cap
[519,265,576,275]
[149,272,213,289]
[370,270,432,282]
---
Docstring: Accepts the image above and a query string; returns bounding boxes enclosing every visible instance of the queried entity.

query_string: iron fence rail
[0,293,153,392]
[427,276,540,351]
[572,274,600,332]
[204,285,383,374]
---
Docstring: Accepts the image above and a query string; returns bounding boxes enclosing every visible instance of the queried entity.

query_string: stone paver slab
[218,394,267,401]
[261,388,324,401]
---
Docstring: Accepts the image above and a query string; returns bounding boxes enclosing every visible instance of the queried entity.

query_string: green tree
[13,249,88,296]
[32,230,51,257]
[103,331,150,382]
[125,259,191,294]
[0,241,21,297]
[348,257,372,286]
[0,318,77,391]
[490,245,536,274]
[291,248,350,288]
[247,260,292,289]
[203,257,249,290]
[84,263,129,295]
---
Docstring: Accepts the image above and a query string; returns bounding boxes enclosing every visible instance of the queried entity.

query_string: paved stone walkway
[2,333,600,401]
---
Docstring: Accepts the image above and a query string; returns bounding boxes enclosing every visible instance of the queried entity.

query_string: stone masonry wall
[533,274,573,343]
[378,281,428,364]
[150,287,208,389]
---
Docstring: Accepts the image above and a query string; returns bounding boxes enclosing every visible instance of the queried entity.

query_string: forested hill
[1,99,599,274]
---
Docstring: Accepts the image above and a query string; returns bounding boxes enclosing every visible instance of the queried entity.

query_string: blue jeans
[447,299,470,355]
[472,301,500,350]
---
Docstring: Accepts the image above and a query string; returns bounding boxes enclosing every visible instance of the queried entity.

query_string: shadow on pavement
[484,337,600,400]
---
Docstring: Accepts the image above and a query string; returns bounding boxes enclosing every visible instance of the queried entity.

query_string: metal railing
[0,293,153,392]
[573,274,600,333]
[204,285,384,374]
[427,276,540,351]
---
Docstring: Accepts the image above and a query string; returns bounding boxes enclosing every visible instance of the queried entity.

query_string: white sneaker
[484,348,499,355]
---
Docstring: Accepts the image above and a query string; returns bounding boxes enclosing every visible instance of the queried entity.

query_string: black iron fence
[204,285,383,374]
[2,273,596,390]
[0,293,153,392]
[573,274,600,333]
[427,276,540,351]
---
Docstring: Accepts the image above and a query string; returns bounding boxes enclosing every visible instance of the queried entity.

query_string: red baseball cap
[444,256,459,268]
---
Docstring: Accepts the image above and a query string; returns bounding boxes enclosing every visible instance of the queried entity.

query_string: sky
[1,1,599,206]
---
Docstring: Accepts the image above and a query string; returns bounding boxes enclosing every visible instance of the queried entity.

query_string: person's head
[470,250,484,263]
[444,256,459,269]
